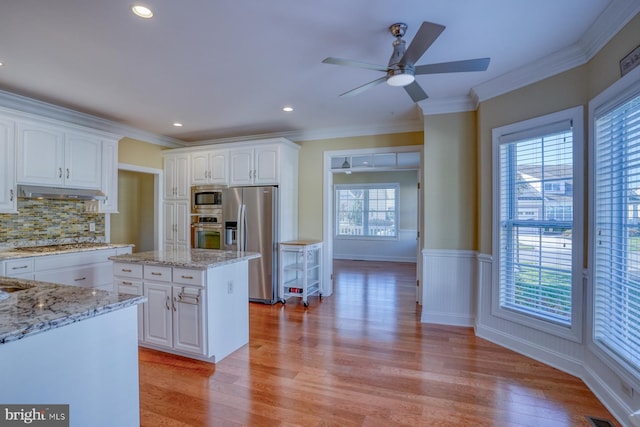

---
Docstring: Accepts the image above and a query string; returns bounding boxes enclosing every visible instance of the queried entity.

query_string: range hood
[17,185,106,201]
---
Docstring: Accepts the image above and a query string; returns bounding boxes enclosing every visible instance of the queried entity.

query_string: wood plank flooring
[139,260,618,426]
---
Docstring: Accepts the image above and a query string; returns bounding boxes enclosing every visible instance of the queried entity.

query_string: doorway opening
[323,146,423,303]
[108,163,163,252]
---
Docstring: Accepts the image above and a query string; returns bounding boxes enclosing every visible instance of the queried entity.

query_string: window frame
[334,182,400,240]
[491,106,584,342]
[588,66,640,381]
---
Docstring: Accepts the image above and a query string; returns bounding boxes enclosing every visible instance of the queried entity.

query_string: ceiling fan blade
[322,57,388,72]
[339,76,387,97]
[404,81,428,103]
[400,21,445,66]
[415,58,490,75]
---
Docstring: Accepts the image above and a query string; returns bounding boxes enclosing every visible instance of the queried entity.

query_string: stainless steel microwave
[191,185,224,214]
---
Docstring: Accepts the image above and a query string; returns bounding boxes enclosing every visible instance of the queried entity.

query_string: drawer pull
[181,275,194,280]
[151,272,162,276]
[121,268,132,273]
[11,265,29,270]
[122,281,133,285]
[74,277,87,282]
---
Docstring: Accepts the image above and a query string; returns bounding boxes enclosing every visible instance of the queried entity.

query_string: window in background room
[492,106,583,341]
[593,89,640,376]
[335,183,399,238]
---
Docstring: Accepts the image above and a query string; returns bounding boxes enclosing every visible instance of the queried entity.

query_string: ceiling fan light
[387,72,415,87]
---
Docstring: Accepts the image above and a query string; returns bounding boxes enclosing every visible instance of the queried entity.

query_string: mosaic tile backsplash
[0,199,105,246]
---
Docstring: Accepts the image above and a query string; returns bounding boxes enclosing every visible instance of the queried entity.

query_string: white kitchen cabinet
[142,266,205,355]
[229,144,278,186]
[100,139,119,213]
[163,153,189,200]
[16,121,102,189]
[163,201,190,251]
[113,261,144,341]
[0,117,16,213]
[191,149,227,185]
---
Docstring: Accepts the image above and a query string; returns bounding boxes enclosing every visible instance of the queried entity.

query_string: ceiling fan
[322,21,490,103]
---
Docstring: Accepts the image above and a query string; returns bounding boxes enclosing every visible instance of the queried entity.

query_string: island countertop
[0,278,145,344]
[109,248,261,270]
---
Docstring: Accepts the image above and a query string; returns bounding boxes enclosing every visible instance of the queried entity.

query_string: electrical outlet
[89,222,96,232]
[227,281,233,294]
[621,381,634,398]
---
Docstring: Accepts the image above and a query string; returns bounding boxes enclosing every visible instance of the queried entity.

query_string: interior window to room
[492,106,583,340]
[592,88,640,376]
[335,183,399,238]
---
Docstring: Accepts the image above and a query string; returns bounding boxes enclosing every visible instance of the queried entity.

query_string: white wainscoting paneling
[333,229,417,262]
[421,249,476,326]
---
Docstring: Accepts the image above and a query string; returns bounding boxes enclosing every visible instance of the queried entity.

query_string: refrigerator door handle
[238,204,247,251]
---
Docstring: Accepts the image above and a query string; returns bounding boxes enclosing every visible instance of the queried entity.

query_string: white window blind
[498,121,574,325]
[335,184,398,238]
[593,92,640,372]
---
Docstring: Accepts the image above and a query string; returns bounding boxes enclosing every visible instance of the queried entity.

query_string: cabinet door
[16,122,65,185]
[163,202,176,248]
[229,148,253,186]
[209,151,227,184]
[190,152,209,185]
[100,139,118,213]
[173,286,205,354]
[175,201,190,250]
[65,133,102,188]
[254,145,279,184]
[143,282,173,347]
[164,154,189,199]
[0,118,16,212]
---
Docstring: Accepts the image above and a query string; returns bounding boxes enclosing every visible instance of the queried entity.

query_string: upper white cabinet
[229,144,278,186]
[0,117,16,213]
[100,139,119,213]
[164,153,189,200]
[191,149,227,185]
[16,120,102,189]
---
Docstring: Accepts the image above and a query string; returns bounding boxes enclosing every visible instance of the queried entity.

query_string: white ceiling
[0,0,637,146]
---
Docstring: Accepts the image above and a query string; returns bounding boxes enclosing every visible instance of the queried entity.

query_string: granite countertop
[0,242,134,261]
[109,248,261,270]
[0,278,145,344]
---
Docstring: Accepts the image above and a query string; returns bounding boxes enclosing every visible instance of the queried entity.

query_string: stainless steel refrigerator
[222,186,278,304]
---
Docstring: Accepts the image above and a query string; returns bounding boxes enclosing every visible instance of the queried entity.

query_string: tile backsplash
[0,199,105,246]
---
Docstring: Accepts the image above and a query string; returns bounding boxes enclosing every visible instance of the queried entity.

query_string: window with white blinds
[493,106,583,339]
[593,91,640,373]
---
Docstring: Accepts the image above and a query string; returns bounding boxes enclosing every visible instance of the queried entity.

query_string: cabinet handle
[122,281,132,285]
[58,168,62,178]
[9,189,13,201]
[66,168,70,179]
[173,296,178,311]
[181,275,194,280]
[74,277,87,282]
[151,272,162,276]
[121,268,132,272]
[165,296,170,310]
[11,265,28,270]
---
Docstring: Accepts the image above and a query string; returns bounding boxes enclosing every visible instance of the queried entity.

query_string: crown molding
[0,89,184,148]
[473,0,640,103]
[418,95,478,116]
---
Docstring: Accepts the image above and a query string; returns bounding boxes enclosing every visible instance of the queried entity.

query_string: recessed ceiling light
[283,106,293,112]
[0,62,4,67]
[131,5,153,18]
[173,122,183,127]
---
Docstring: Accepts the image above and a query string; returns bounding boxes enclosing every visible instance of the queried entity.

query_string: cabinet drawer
[113,262,143,279]
[116,278,143,295]
[4,258,34,276]
[143,265,172,282]
[173,268,204,287]
[35,249,117,270]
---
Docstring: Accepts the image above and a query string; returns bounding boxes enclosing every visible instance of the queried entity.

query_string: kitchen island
[0,277,145,427]
[110,248,260,363]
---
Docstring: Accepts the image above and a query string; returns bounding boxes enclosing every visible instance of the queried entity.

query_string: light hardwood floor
[139,260,618,426]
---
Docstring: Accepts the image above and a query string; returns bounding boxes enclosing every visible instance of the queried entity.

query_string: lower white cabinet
[112,260,248,362]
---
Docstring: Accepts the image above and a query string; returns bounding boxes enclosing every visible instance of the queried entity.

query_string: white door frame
[105,163,163,250]
[322,146,423,301]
